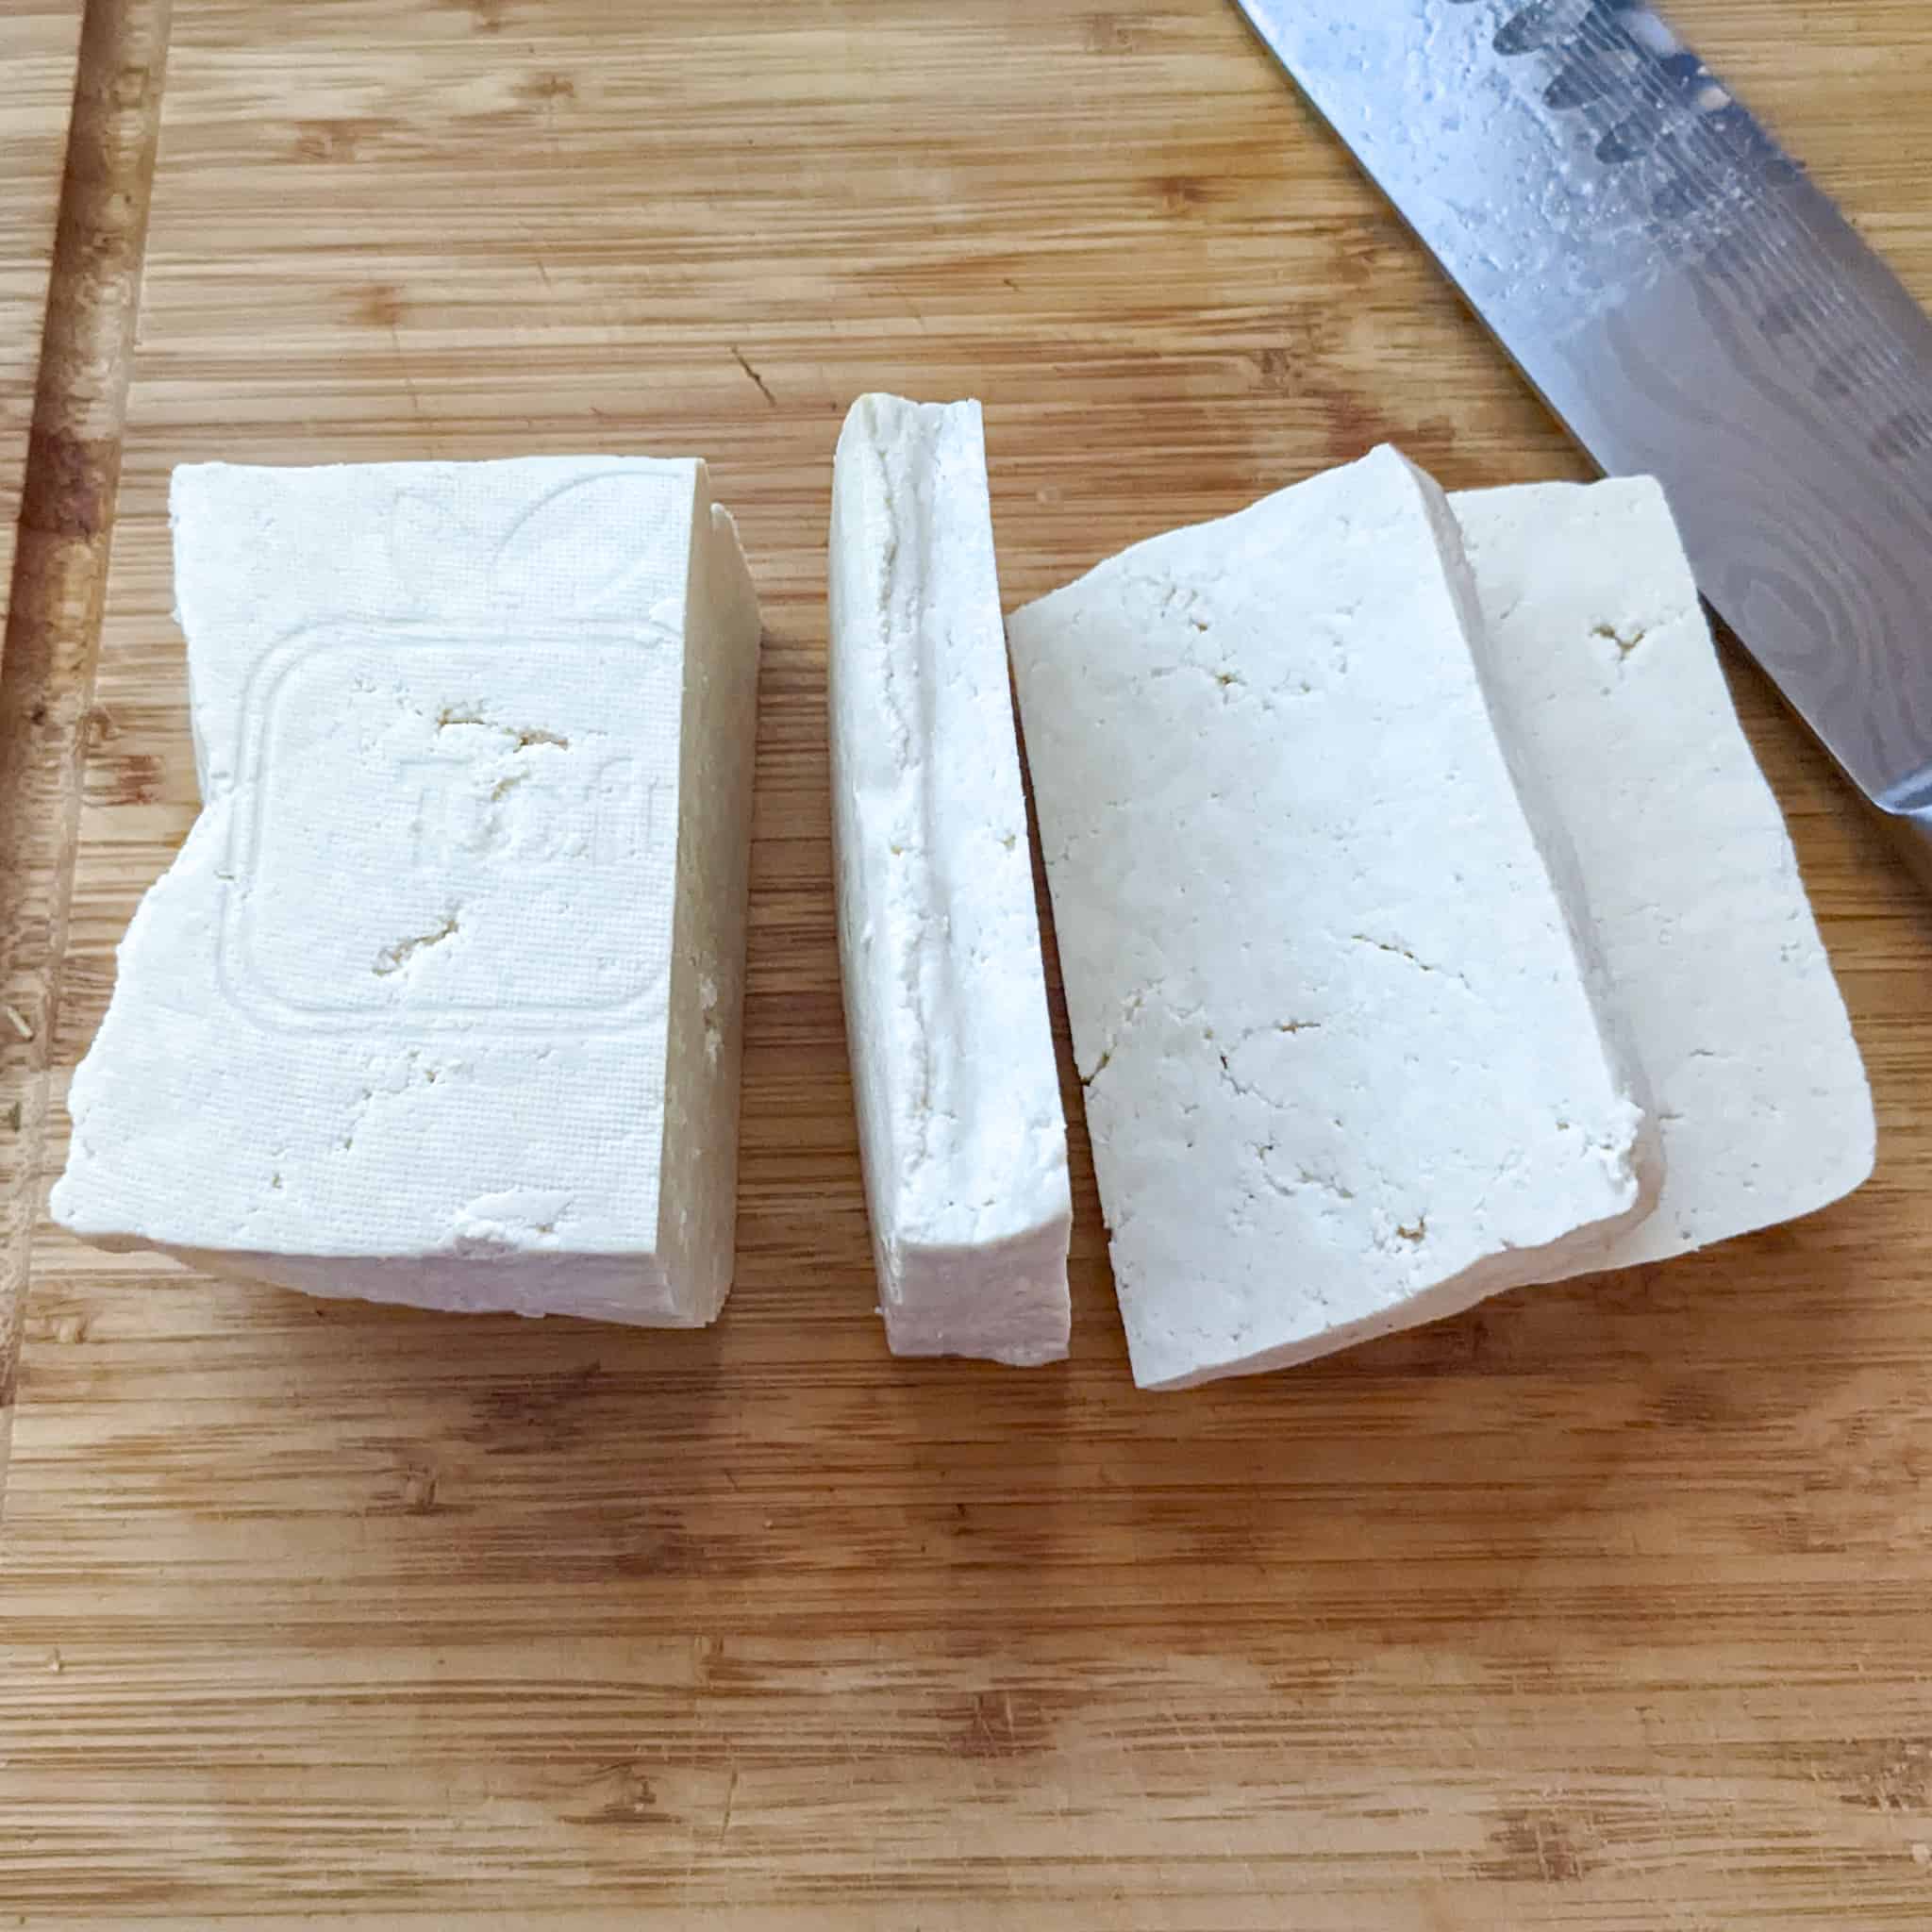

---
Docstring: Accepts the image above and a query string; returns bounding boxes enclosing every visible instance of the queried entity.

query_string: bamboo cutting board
[6,2,1932,1925]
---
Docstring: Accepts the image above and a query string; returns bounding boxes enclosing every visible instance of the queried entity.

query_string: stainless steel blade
[1235,0,1932,875]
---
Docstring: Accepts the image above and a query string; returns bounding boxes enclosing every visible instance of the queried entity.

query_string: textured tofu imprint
[1008,445,1660,1391]
[1455,477,1874,1266]
[53,457,762,1325]
[828,394,1072,1365]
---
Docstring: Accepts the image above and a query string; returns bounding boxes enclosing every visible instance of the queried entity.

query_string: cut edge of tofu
[655,491,763,1324]
[828,392,1073,1367]
[877,1221,1074,1368]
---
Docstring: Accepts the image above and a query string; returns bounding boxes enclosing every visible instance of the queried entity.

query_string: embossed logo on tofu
[220,624,682,1032]
[397,749,657,874]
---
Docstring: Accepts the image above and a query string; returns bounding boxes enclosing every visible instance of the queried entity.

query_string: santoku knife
[1234,0,1932,886]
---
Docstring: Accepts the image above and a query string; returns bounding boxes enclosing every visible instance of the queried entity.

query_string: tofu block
[828,394,1072,1365]
[1454,477,1874,1264]
[54,457,762,1325]
[1007,446,1661,1391]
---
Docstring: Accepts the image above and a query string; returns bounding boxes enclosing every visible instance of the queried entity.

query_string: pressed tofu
[1007,445,1661,1391]
[1454,477,1874,1265]
[53,457,762,1325]
[828,394,1072,1365]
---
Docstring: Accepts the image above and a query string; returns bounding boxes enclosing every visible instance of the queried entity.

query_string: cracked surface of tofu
[1009,446,1660,1390]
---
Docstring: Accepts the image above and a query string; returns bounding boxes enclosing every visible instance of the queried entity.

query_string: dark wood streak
[0,0,169,1476]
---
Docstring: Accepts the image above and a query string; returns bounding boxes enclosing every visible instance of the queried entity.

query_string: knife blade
[1233,0,1932,885]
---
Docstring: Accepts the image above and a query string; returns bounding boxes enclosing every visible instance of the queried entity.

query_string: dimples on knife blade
[1234,0,1932,844]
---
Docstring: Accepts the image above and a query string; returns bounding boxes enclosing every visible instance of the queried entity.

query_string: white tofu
[1454,477,1874,1265]
[828,395,1072,1365]
[53,457,762,1325]
[1008,446,1661,1391]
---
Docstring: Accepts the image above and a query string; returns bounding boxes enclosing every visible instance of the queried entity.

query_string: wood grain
[0,1,82,628]
[5,1,1932,1924]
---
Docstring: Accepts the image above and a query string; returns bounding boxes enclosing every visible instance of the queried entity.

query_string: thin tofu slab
[54,457,761,1325]
[1008,446,1660,1390]
[1454,477,1874,1265]
[828,394,1072,1365]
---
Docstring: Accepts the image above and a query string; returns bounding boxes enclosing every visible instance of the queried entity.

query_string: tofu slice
[1007,446,1661,1391]
[1453,477,1874,1265]
[828,394,1072,1365]
[54,457,762,1325]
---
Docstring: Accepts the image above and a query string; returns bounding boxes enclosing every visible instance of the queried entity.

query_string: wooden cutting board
[6,2,1932,1924]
